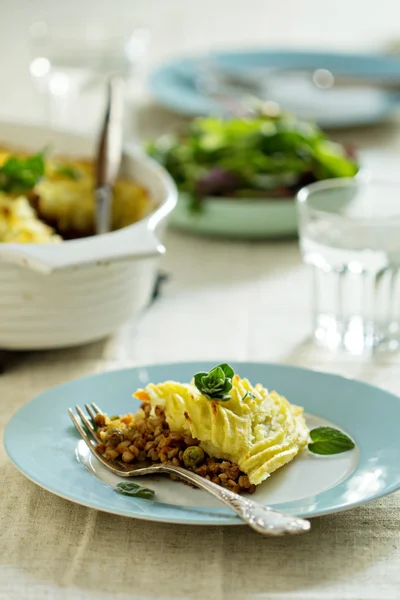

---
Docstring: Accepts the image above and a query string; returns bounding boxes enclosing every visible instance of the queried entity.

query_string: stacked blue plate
[149,49,400,128]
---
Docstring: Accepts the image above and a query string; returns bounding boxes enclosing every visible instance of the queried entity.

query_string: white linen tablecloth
[1,1,400,597]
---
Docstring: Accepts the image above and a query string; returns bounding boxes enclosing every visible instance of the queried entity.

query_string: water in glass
[297,179,400,354]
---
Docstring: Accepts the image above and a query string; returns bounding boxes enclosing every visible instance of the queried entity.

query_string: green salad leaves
[0,152,45,194]
[194,363,234,401]
[147,114,358,209]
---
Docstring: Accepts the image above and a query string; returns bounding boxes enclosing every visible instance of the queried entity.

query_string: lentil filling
[95,403,256,495]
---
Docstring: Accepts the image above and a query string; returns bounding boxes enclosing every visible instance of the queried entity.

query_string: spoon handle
[95,76,125,235]
[160,464,310,536]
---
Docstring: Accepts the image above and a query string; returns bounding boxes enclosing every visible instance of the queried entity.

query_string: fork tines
[68,402,112,472]
[68,402,103,447]
[69,402,128,475]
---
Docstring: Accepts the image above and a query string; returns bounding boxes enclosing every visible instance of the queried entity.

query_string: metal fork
[69,403,311,536]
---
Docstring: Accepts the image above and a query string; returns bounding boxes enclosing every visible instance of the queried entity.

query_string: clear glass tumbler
[28,21,150,133]
[297,178,400,354]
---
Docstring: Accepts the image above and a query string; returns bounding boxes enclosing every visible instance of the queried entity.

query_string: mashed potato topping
[0,193,60,243]
[134,369,309,486]
[0,147,152,243]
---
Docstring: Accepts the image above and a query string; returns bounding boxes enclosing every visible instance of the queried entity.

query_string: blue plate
[4,362,400,525]
[149,49,400,127]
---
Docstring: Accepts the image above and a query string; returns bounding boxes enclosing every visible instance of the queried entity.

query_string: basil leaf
[308,427,355,455]
[194,372,208,390]
[55,165,81,180]
[0,152,45,193]
[219,363,235,379]
[115,482,155,500]
[194,363,234,401]
[209,365,225,381]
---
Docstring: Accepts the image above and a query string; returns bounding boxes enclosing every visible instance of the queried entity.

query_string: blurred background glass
[28,21,150,134]
[297,178,400,354]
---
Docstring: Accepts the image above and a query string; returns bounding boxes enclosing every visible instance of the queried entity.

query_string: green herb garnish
[308,427,355,455]
[0,152,45,193]
[109,415,120,421]
[194,363,234,401]
[55,165,81,180]
[115,481,155,500]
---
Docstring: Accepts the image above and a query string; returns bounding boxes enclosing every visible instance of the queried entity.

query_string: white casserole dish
[0,123,177,350]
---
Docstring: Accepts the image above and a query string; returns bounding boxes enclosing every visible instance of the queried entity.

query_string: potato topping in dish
[0,193,60,243]
[97,364,310,493]
[0,147,153,243]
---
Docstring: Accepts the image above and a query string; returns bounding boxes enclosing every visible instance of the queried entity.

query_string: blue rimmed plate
[148,49,400,127]
[4,362,400,525]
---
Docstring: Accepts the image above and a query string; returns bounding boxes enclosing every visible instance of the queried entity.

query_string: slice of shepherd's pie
[95,364,310,494]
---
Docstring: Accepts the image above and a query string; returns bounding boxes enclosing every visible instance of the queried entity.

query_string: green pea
[183,446,205,468]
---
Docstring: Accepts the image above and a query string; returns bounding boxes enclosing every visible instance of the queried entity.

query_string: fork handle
[160,464,310,536]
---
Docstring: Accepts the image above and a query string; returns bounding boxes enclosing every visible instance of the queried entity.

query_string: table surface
[2,1,400,599]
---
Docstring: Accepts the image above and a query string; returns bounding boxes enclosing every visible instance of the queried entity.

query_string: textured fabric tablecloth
[2,231,400,600]
[2,1,400,597]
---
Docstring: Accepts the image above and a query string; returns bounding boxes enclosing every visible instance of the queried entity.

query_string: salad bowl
[172,192,298,238]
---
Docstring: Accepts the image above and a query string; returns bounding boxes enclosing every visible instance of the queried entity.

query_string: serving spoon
[94,75,125,234]
[69,402,311,536]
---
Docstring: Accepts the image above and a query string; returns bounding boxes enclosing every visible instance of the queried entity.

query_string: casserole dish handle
[0,226,164,274]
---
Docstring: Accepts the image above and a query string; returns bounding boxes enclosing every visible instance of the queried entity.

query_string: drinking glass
[28,21,150,134]
[296,178,400,354]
